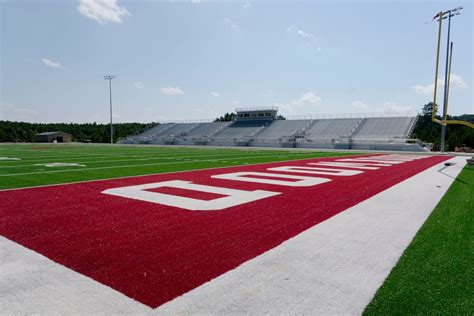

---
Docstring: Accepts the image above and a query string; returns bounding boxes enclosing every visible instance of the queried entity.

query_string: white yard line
[0,152,124,159]
[0,151,303,169]
[0,156,465,314]
[0,153,328,177]
[0,153,316,177]
[0,152,315,176]
[0,151,183,161]
[0,153,363,192]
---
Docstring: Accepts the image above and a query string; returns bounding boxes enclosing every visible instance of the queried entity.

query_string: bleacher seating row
[118,115,427,151]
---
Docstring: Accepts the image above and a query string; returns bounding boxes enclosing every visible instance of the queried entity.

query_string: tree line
[411,103,474,151]
[0,121,156,143]
[214,113,286,122]
[1,102,472,150]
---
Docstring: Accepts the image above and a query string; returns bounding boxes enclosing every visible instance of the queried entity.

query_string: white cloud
[449,74,468,88]
[350,100,413,113]
[78,0,130,24]
[224,17,238,29]
[190,0,201,3]
[161,87,184,96]
[352,101,369,110]
[378,102,413,113]
[211,92,220,97]
[287,25,317,44]
[42,58,63,69]
[133,81,144,89]
[412,74,468,95]
[297,30,315,40]
[412,84,434,95]
[275,92,322,114]
[296,92,321,105]
[243,2,250,9]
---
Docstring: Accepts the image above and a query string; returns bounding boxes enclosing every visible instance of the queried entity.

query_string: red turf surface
[0,154,448,308]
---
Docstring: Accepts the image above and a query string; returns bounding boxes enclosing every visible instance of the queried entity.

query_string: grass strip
[364,165,473,315]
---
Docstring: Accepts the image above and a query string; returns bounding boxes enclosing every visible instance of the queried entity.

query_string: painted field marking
[308,162,384,169]
[0,153,360,192]
[0,157,21,161]
[268,166,363,176]
[3,154,211,170]
[212,172,331,187]
[33,163,87,168]
[0,154,449,309]
[103,180,280,211]
[0,150,229,163]
[103,154,432,212]
[153,156,464,315]
[0,152,323,177]
[0,149,206,160]
[0,151,292,168]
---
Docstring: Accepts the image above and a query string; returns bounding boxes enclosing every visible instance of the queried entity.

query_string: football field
[0,144,471,314]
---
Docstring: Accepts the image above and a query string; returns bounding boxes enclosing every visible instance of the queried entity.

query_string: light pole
[104,75,116,144]
[439,7,462,152]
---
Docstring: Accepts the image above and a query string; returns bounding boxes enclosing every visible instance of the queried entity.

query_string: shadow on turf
[437,165,471,184]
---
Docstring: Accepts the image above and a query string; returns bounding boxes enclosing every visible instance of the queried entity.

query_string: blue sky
[1,0,472,123]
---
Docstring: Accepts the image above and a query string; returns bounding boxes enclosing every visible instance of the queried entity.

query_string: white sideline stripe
[0,156,465,313]
[156,156,466,314]
[0,237,151,314]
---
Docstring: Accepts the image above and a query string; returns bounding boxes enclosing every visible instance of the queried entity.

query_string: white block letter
[268,166,363,176]
[212,171,331,187]
[308,162,382,170]
[102,180,280,211]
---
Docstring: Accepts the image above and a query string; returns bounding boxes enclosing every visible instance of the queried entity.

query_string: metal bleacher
[118,108,427,151]
[211,125,264,145]
[184,122,231,137]
[255,120,312,139]
[352,117,416,139]
[138,123,174,137]
[181,122,231,145]
[304,119,360,140]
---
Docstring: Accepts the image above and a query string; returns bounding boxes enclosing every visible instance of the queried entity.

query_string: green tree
[214,112,236,122]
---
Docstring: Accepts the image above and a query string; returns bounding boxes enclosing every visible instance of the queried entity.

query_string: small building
[35,131,72,143]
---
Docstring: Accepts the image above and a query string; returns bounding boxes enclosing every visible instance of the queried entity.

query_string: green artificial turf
[364,165,474,315]
[0,143,357,189]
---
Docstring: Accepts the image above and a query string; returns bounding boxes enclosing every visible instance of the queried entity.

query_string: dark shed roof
[35,131,72,136]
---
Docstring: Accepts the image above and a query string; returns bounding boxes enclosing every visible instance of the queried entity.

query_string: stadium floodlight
[440,7,462,152]
[104,75,116,144]
[431,6,463,152]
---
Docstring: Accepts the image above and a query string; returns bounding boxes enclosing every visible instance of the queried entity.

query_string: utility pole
[104,75,116,144]
[439,7,462,152]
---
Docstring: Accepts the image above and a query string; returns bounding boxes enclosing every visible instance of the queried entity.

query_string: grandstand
[119,107,428,151]
[353,117,416,139]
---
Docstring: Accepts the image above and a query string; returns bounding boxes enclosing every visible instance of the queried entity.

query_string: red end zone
[0,154,449,308]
